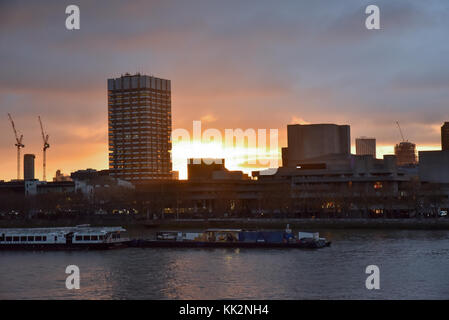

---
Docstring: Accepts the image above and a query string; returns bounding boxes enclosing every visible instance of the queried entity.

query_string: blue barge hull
[128,239,331,249]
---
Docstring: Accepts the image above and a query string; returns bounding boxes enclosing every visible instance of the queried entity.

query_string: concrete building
[0,179,75,197]
[418,150,449,211]
[73,173,134,198]
[419,150,449,183]
[283,124,350,168]
[70,168,108,181]
[134,152,422,219]
[188,158,249,181]
[36,181,75,195]
[23,154,35,180]
[442,122,449,151]
[254,123,419,216]
[356,137,376,158]
[107,73,172,182]
[281,147,289,167]
[53,170,72,182]
[256,153,419,216]
[395,141,417,166]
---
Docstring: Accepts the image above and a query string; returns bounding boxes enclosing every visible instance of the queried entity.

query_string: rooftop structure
[283,123,350,168]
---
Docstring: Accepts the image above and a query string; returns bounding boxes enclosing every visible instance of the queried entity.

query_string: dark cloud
[0,0,448,179]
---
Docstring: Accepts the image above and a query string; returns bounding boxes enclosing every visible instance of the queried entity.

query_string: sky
[0,0,448,180]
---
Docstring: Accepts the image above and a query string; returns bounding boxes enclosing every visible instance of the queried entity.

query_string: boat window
[112,234,117,239]
[91,235,98,241]
[43,236,47,241]
[75,236,82,241]
[83,235,91,241]
[54,236,57,242]
[13,236,19,241]
[27,236,34,241]
[35,236,42,241]
[6,236,12,241]
[99,235,104,240]
[20,236,27,241]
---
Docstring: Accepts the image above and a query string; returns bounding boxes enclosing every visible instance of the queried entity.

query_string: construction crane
[38,116,50,181]
[7,113,25,180]
[396,121,406,142]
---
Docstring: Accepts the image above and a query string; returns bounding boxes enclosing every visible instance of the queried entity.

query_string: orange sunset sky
[0,1,447,180]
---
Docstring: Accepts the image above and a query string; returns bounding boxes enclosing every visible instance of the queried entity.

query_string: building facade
[419,150,449,183]
[283,123,350,168]
[356,137,376,158]
[187,158,249,181]
[442,122,449,151]
[394,141,417,166]
[23,154,35,180]
[107,73,172,182]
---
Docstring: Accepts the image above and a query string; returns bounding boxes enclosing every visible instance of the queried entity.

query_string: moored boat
[129,225,331,249]
[0,225,129,250]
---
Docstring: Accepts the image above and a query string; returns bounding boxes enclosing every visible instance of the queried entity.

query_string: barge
[0,225,129,250]
[130,225,331,249]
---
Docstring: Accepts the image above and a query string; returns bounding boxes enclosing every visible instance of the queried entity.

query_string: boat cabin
[203,229,242,242]
[0,226,128,246]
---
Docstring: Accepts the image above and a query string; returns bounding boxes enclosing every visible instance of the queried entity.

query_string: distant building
[0,179,75,197]
[188,158,249,181]
[37,181,75,195]
[442,122,449,151]
[53,170,72,182]
[283,123,350,168]
[70,169,109,181]
[281,147,289,167]
[356,137,376,158]
[419,150,449,183]
[107,73,172,182]
[394,142,417,166]
[23,154,35,180]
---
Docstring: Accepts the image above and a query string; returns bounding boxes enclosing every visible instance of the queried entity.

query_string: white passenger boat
[0,225,129,250]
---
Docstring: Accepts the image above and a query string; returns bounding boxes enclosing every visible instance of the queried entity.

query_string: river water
[1,229,448,299]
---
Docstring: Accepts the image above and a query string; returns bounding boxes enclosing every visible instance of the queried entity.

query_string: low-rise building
[188,158,249,181]
[419,150,449,184]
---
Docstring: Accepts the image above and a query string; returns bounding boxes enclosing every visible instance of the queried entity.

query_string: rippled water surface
[1,229,448,299]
